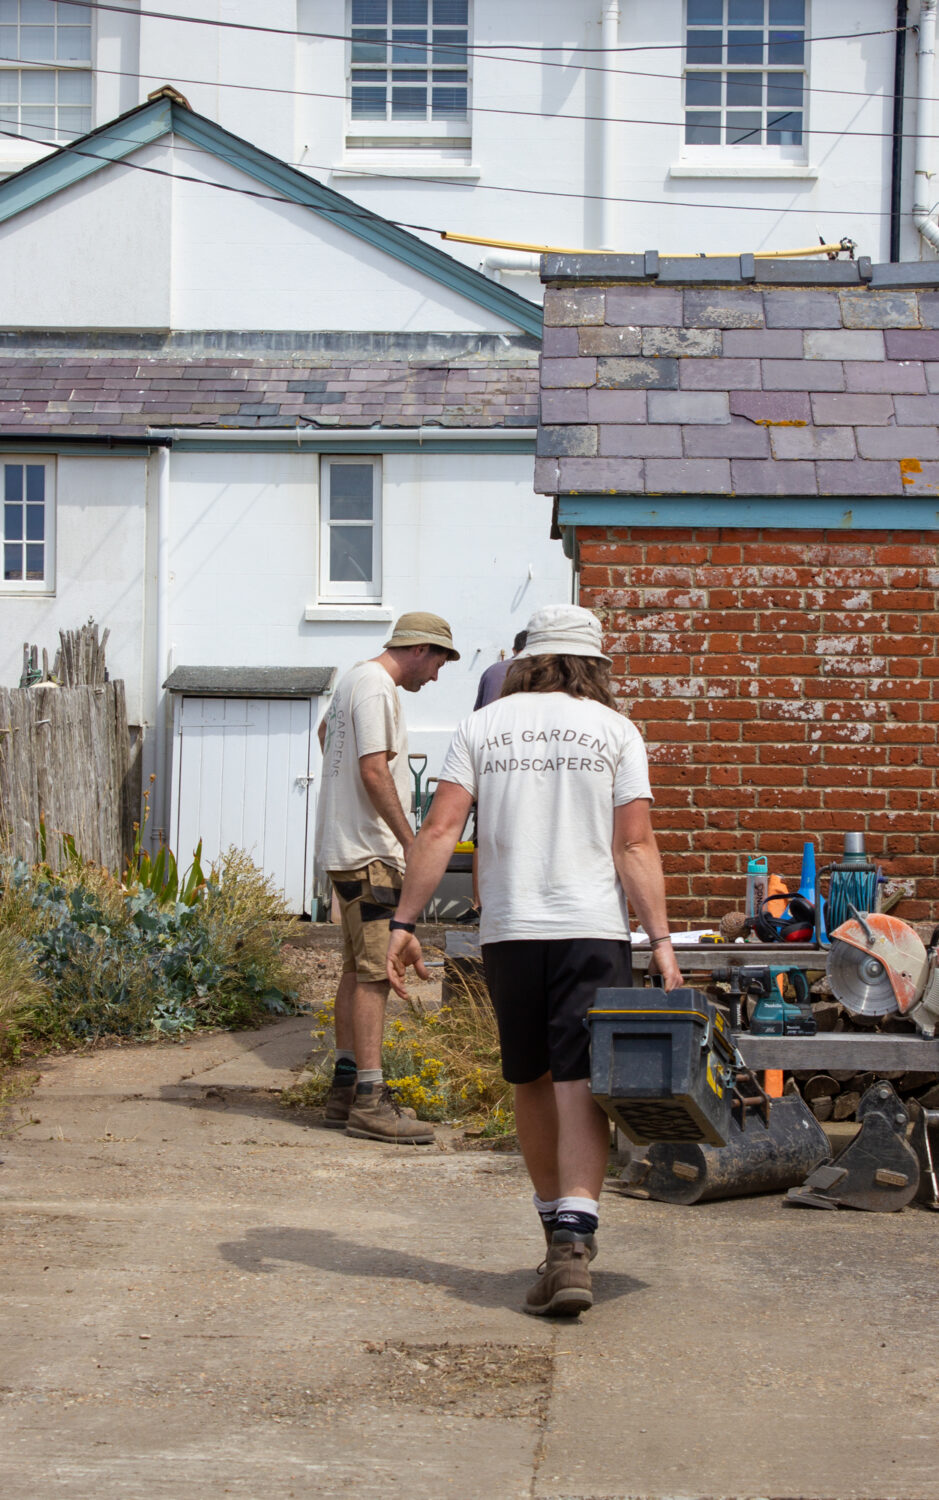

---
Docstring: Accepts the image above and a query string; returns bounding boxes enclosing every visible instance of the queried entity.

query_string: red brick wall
[579,527,939,924]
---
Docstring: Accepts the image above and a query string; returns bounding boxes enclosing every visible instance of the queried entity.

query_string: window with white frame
[0,0,92,143]
[683,0,806,156]
[319,457,381,603]
[348,0,470,151]
[2,456,54,590]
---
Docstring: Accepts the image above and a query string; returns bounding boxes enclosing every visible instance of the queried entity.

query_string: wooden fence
[0,681,135,872]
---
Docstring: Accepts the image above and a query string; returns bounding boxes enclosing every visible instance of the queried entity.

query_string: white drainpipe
[599,0,621,250]
[914,0,939,253]
[154,443,171,846]
[481,251,541,279]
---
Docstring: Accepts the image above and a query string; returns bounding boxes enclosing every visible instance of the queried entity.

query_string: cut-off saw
[827,909,939,1037]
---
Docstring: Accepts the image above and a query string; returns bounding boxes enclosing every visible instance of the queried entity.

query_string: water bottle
[746,856,768,920]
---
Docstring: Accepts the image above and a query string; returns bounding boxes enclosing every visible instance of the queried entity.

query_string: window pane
[5,502,22,540]
[57,68,91,103]
[432,84,466,116]
[25,502,44,540]
[351,85,386,116]
[769,0,804,21]
[56,26,91,61]
[726,71,762,106]
[351,29,386,63]
[25,543,43,579]
[330,465,374,519]
[767,111,802,144]
[21,25,55,61]
[64,3,92,20]
[352,0,386,21]
[686,74,721,106]
[685,110,721,144]
[391,27,426,63]
[767,71,802,107]
[392,0,427,20]
[330,526,373,583]
[729,0,764,20]
[22,0,55,20]
[5,543,22,579]
[4,464,22,502]
[432,28,466,65]
[726,29,762,63]
[25,464,43,500]
[393,67,425,80]
[391,84,426,115]
[433,67,466,81]
[0,69,18,103]
[687,0,722,21]
[21,104,55,127]
[21,68,54,100]
[686,29,722,64]
[434,0,467,21]
[726,111,762,143]
[768,30,803,64]
[0,0,17,23]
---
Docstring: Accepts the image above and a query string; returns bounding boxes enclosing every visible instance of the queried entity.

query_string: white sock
[335,1049,356,1066]
[557,1195,599,1221]
[533,1193,560,1218]
[357,1068,383,1087]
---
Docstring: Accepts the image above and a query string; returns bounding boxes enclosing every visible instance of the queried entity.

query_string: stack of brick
[535,259,939,923]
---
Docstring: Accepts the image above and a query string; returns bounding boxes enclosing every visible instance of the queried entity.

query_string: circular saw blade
[828,938,899,1018]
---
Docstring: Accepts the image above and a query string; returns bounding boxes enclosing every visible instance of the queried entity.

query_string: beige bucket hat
[385,611,460,661]
[519,604,611,663]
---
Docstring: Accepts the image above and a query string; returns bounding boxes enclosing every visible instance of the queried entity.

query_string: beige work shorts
[329,861,404,984]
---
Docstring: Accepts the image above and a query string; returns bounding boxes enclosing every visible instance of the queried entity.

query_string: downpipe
[913,0,939,252]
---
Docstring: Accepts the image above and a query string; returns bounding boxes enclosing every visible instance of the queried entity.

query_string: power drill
[713,964,817,1036]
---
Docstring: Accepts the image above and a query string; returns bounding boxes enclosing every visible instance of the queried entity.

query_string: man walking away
[473,629,527,710]
[316,611,459,1145]
[386,604,681,1312]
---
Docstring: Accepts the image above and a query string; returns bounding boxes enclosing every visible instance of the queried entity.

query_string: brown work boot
[525,1231,594,1317]
[346,1083,435,1145]
[323,1078,356,1129]
[537,1220,597,1274]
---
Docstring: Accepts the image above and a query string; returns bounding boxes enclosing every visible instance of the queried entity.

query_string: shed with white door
[165,666,336,915]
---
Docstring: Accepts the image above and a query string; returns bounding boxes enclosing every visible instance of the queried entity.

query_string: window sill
[669,162,817,180]
[305,605,392,622]
[332,161,480,180]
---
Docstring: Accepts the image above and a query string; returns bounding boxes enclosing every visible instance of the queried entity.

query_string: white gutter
[481,251,541,278]
[147,427,537,442]
[914,0,939,252]
[599,0,621,250]
[153,443,171,847]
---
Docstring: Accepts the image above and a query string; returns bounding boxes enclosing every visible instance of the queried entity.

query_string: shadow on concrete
[216,1225,647,1313]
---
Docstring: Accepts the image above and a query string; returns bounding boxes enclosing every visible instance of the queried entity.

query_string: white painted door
[172,695,316,913]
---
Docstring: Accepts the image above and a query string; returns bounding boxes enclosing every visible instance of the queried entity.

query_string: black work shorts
[481,938,633,1085]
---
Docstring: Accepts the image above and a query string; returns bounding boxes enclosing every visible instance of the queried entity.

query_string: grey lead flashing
[0,329,541,361]
[163,666,336,697]
[541,254,939,287]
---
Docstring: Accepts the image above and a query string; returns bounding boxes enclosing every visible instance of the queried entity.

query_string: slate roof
[534,259,939,498]
[0,350,540,434]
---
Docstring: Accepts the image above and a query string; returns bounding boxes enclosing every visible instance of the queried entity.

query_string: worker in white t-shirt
[315,611,459,1145]
[386,603,681,1317]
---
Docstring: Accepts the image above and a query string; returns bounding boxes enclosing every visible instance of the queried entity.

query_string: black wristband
[389,918,416,933]
[648,935,672,948]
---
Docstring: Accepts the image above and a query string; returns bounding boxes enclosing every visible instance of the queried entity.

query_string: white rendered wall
[0,453,149,721]
[167,448,569,773]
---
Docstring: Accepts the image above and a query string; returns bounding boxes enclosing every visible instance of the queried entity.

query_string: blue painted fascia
[0,97,543,338]
[0,99,172,224]
[557,494,939,531]
[170,110,542,338]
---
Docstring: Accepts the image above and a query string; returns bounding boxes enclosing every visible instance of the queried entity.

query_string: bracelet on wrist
[648,935,672,948]
[389,918,416,934]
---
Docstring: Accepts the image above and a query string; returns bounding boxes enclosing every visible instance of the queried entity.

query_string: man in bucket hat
[387,604,680,1314]
[315,612,458,1145]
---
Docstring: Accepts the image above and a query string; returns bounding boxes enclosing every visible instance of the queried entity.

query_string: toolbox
[587,987,738,1147]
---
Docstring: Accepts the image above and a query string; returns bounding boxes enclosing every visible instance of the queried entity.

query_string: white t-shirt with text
[440,690,653,945]
[315,660,411,874]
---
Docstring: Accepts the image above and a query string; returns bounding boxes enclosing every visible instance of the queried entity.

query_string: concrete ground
[1,1019,937,1500]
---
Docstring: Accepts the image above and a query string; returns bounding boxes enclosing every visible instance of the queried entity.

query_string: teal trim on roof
[0,97,542,338]
[167,434,536,455]
[557,495,939,531]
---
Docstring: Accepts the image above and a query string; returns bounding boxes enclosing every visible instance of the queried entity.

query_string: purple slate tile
[770,426,856,460]
[585,388,647,422]
[598,425,682,457]
[722,329,805,357]
[816,459,903,494]
[597,356,678,389]
[645,458,732,493]
[683,289,764,329]
[641,327,721,357]
[925,364,939,394]
[883,329,939,359]
[543,288,606,326]
[536,425,598,456]
[810,393,895,425]
[728,390,811,423]
[647,390,729,424]
[558,456,644,490]
[578,326,642,355]
[679,358,760,390]
[840,291,921,328]
[542,326,580,357]
[854,426,939,458]
[682,421,770,458]
[894,394,939,424]
[542,357,597,388]
[534,456,562,493]
[763,290,842,329]
[803,329,885,360]
[605,287,682,326]
[897,460,939,491]
[844,361,927,393]
[761,360,845,391]
[731,459,818,494]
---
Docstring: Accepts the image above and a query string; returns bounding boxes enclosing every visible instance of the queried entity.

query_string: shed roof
[164,666,336,697]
